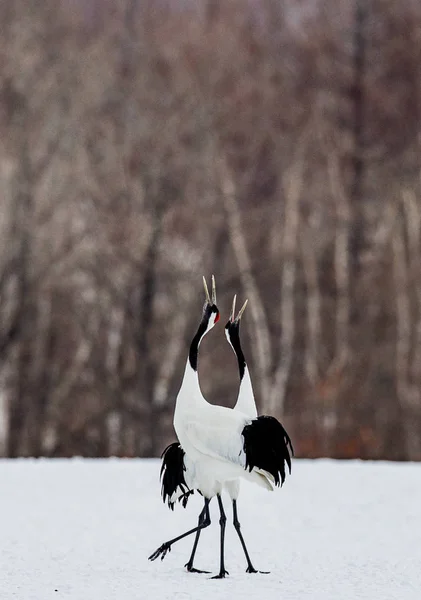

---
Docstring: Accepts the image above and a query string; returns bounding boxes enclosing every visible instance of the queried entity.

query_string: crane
[149,277,293,578]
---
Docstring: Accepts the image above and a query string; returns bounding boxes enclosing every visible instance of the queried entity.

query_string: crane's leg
[232,499,269,574]
[185,499,212,573]
[211,494,229,579]
[149,499,211,563]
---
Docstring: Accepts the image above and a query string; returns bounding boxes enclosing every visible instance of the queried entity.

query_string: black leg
[211,494,229,579]
[184,499,211,573]
[149,498,211,563]
[232,499,269,574]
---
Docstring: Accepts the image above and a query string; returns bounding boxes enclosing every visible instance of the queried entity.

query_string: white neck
[225,330,258,418]
[234,365,257,417]
[173,332,207,433]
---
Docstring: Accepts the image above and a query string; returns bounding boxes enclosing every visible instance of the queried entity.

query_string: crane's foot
[246,565,270,574]
[185,562,210,574]
[148,542,172,562]
[211,569,229,579]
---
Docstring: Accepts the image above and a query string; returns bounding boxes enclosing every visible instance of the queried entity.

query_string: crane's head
[188,276,220,371]
[202,275,220,331]
[225,294,248,343]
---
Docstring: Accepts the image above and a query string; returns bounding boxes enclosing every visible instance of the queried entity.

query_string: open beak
[229,295,248,323]
[203,275,217,305]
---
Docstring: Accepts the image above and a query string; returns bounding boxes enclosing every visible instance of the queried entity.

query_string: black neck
[228,325,245,380]
[189,319,208,372]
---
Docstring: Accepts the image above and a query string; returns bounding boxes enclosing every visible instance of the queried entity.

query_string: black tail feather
[242,416,293,487]
[160,442,193,510]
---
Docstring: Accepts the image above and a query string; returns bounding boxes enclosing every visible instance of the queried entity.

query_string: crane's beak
[202,275,217,305]
[203,276,211,304]
[229,295,237,322]
[211,274,216,304]
[235,298,248,323]
[229,295,248,323]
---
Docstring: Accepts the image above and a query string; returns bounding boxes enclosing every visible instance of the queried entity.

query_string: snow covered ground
[0,459,420,600]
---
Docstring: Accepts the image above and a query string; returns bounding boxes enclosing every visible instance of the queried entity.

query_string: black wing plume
[242,415,294,487]
[160,442,193,510]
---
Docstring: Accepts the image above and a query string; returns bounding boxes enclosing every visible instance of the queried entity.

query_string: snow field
[0,459,420,600]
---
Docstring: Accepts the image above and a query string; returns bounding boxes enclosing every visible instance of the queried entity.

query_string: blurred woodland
[1,0,421,460]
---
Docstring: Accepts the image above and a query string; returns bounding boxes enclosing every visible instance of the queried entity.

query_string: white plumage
[164,294,259,507]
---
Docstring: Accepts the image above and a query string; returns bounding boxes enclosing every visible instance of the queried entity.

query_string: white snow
[0,458,420,600]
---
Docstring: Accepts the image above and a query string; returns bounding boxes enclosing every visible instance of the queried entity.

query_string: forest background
[1,0,421,461]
